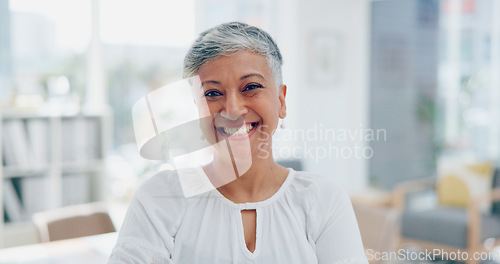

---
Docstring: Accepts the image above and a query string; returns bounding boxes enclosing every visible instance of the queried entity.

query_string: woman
[109,22,368,264]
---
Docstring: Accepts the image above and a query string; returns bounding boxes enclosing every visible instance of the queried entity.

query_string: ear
[278,85,287,118]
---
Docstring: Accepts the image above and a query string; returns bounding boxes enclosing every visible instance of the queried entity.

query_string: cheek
[259,99,280,120]
[257,104,280,131]
[196,98,213,117]
[203,102,222,117]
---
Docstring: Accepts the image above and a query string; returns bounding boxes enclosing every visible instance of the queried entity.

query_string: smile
[216,122,259,137]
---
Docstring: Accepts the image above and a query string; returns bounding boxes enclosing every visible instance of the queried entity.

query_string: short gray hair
[183,22,283,87]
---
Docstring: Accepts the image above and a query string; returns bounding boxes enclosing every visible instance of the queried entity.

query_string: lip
[215,122,259,140]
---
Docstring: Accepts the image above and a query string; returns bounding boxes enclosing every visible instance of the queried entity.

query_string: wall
[0,0,11,103]
[369,0,439,189]
[274,0,370,191]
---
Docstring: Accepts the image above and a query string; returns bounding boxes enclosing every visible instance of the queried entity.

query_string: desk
[0,232,117,264]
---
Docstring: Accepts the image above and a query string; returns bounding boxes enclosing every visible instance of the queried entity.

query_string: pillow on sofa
[437,157,493,210]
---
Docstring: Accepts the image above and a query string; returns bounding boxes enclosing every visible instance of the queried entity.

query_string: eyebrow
[201,73,265,87]
[201,80,221,87]
[240,73,265,81]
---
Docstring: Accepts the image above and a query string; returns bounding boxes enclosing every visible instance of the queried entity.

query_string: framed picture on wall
[307,31,342,89]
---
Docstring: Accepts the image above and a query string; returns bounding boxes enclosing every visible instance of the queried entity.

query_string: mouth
[216,122,259,138]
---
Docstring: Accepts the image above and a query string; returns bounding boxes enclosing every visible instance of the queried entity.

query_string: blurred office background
[1,0,500,262]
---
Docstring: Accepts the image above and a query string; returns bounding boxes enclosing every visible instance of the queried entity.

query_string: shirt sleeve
[309,178,368,264]
[108,171,186,264]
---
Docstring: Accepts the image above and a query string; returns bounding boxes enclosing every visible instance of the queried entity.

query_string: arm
[108,171,186,264]
[108,196,174,263]
[311,179,369,264]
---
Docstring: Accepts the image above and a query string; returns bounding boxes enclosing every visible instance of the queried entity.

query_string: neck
[205,154,288,203]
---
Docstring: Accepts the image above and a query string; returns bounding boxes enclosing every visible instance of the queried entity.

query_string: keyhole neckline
[210,169,294,210]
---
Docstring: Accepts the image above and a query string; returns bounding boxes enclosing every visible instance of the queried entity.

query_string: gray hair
[183,22,283,87]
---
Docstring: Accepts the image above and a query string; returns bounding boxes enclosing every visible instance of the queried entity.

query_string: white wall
[273,0,370,191]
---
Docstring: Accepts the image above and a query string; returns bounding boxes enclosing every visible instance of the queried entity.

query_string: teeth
[222,123,256,136]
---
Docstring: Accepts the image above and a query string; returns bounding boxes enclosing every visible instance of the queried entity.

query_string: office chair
[32,202,116,243]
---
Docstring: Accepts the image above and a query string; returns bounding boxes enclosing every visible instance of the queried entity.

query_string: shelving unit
[0,110,3,248]
[0,109,111,248]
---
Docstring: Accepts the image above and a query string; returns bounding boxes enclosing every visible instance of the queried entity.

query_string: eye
[204,90,223,97]
[243,83,263,92]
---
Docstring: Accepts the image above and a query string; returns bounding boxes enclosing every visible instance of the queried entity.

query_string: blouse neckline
[206,168,295,210]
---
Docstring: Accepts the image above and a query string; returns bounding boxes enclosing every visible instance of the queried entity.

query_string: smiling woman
[109,22,368,264]
[196,51,285,161]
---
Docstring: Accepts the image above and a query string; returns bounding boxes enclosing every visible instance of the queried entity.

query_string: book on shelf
[3,173,91,222]
[22,175,52,217]
[2,116,102,167]
[2,120,34,167]
[1,114,106,224]
[61,118,79,163]
[26,118,50,167]
[85,118,102,160]
[62,173,90,206]
[61,117,101,163]
[3,179,27,222]
[1,125,17,166]
[74,117,87,162]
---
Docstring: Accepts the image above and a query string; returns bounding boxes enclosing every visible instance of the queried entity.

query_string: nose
[221,92,247,120]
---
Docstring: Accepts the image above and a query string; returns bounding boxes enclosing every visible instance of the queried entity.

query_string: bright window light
[99,0,195,47]
[9,0,91,52]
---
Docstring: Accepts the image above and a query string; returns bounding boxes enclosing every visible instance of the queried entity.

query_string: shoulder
[128,169,188,227]
[292,171,361,247]
[289,170,349,203]
[111,170,186,262]
[134,169,184,200]
[118,170,188,243]
[290,171,352,229]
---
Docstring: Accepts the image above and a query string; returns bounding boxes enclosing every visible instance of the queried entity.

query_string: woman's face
[195,50,287,161]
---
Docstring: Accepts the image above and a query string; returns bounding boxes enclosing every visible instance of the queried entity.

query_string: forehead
[197,51,273,82]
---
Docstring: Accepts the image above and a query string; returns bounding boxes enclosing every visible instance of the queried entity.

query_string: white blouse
[108,168,368,264]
